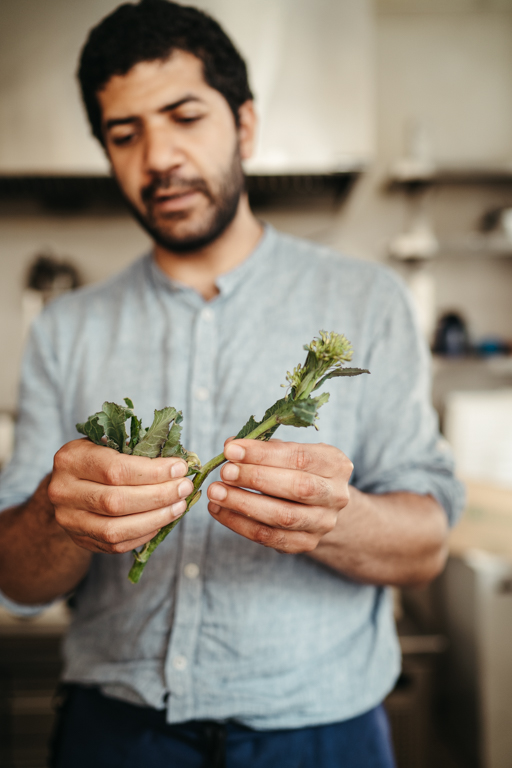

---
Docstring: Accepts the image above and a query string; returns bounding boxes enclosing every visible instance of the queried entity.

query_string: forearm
[0,474,92,605]
[309,488,448,587]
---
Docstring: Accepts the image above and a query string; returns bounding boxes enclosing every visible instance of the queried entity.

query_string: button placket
[164,305,218,723]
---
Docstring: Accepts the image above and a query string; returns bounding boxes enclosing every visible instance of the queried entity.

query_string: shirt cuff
[354,470,466,528]
[0,586,54,617]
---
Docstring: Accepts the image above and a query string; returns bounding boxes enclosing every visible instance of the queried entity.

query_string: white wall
[1,1,512,411]
[0,0,374,174]
[0,216,150,410]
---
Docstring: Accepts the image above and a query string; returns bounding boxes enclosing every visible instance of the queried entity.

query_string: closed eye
[174,113,205,124]
[111,134,136,146]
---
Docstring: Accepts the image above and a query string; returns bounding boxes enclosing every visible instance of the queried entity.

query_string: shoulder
[34,255,149,334]
[268,227,410,308]
[50,255,148,314]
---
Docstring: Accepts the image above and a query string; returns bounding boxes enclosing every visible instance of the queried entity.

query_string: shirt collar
[146,223,277,304]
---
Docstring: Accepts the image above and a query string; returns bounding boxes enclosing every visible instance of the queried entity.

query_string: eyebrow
[104,95,204,131]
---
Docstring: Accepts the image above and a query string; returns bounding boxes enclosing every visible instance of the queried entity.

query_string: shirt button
[195,387,209,401]
[184,563,200,579]
[202,308,214,322]
[173,655,187,671]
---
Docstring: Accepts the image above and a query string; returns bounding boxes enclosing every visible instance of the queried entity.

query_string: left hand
[207,439,354,553]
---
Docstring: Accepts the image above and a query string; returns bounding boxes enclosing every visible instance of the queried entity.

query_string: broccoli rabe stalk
[76,331,369,583]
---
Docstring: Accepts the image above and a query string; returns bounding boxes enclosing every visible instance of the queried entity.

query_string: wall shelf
[431,236,512,259]
[0,172,362,213]
[387,165,512,191]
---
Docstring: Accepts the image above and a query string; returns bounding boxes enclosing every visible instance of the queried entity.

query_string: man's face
[98,51,252,253]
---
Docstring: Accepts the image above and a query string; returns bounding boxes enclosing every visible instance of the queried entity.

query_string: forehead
[97,49,223,118]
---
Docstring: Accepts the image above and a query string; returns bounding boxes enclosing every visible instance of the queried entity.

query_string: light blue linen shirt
[0,226,464,729]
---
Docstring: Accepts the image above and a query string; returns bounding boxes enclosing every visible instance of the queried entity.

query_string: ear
[237,100,257,161]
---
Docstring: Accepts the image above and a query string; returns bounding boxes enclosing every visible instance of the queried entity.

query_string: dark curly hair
[77,0,254,146]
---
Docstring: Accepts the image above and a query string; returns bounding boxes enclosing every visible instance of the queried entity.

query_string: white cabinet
[439,553,512,768]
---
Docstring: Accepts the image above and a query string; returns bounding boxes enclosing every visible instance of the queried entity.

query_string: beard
[120,145,246,255]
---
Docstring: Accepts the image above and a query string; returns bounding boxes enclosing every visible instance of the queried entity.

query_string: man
[0,1,464,766]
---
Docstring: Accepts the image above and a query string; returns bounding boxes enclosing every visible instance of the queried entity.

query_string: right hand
[48,438,194,554]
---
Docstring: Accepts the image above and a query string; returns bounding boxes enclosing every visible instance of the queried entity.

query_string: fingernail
[171,500,187,517]
[178,479,194,498]
[209,483,227,501]
[222,463,239,481]
[171,461,187,478]
[225,443,245,461]
[209,503,221,515]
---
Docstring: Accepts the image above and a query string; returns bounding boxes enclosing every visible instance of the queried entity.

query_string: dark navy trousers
[50,685,397,768]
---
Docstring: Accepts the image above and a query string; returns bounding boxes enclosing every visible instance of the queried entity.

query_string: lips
[150,189,201,212]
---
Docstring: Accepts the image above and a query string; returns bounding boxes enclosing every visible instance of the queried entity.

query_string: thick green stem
[128,413,280,583]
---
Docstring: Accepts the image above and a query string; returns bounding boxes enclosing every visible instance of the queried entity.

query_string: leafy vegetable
[132,407,179,459]
[76,331,369,583]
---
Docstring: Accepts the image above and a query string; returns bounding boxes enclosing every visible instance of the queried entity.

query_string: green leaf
[129,414,143,452]
[96,402,133,454]
[314,391,331,409]
[312,367,369,393]
[161,412,188,459]
[133,407,178,458]
[235,400,286,442]
[276,393,330,429]
[259,398,290,440]
[76,412,105,445]
[235,414,260,440]
[124,397,135,409]
[277,398,317,428]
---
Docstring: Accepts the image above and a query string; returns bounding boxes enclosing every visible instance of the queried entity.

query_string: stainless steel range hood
[0,0,375,176]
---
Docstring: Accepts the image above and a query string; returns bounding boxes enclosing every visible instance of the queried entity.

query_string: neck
[153,195,263,301]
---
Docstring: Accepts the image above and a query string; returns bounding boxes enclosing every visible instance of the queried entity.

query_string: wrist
[24,474,68,540]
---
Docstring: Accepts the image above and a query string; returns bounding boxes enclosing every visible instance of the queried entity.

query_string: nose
[143,123,184,175]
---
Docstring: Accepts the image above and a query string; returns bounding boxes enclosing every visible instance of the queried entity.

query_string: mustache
[141,173,212,205]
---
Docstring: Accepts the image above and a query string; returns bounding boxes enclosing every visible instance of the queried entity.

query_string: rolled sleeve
[0,314,65,615]
[0,314,64,514]
[352,278,465,526]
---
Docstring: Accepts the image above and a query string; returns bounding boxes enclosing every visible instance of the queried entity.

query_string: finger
[219,461,341,508]
[57,500,187,545]
[54,439,189,486]
[223,440,351,480]
[50,476,194,517]
[69,529,162,555]
[208,502,318,554]
[207,483,337,535]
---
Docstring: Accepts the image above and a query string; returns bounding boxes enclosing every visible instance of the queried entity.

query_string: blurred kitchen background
[2,0,512,766]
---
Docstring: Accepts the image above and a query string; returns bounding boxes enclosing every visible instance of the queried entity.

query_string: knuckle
[277,505,300,529]
[53,446,70,473]
[101,489,124,516]
[102,522,120,545]
[293,444,311,471]
[109,541,129,554]
[302,536,318,553]
[322,511,337,534]
[322,444,348,476]
[295,474,319,501]
[47,479,64,506]
[254,524,276,547]
[273,530,288,550]
[333,485,350,509]
[104,458,126,486]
